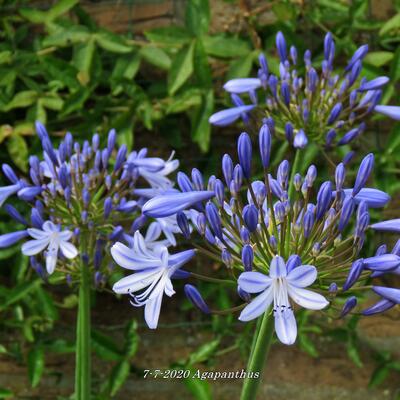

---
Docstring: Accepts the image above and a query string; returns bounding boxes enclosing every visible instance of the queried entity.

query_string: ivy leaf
[168,41,195,95]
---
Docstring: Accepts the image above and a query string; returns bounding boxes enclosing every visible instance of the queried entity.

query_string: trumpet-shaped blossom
[209,31,399,148]
[111,232,195,328]
[22,221,78,274]
[238,256,328,344]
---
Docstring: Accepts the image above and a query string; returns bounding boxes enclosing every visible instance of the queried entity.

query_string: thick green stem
[75,260,91,399]
[240,310,274,400]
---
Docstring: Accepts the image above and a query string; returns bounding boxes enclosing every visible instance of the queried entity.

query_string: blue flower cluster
[0,122,195,294]
[209,32,400,148]
[143,120,400,344]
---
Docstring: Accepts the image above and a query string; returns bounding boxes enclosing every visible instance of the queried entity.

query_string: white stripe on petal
[111,242,161,270]
[274,308,297,345]
[238,286,274,322]
[46,250,58,274]
[238,271,272,293]
[22,238,50,256]
[58,230,73,241]
[270,256,287,278]
[27,228,49,240]
[112,269,161,294]
[59,241,78,259]
[287,286,329,310]
[286,265,317,287]
[144,292,163,329]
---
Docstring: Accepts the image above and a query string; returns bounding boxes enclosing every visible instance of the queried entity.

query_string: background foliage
[0,0,399,398]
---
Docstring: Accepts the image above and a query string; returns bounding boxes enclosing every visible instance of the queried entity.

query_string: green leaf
[45,339,75,354]
[0,388,13,398]
[191,90,214,152]
[91,329,122,362]
[364,51,394,67]
[73,39,96,85]
[227,51,254,80]
[35,287,59,321]
[113,111,135,151]
[124,321,139,358]
[183,371,212,400]
[41,95,64,111]
[347,339,363,368]
[298,334,319,358]
[203,35,250,58]
[168,42,195,95]
[379,13,400,36]
[95,32,133,54]
[2,280,40,308]
[2,91,37,111]
[19,8,48,24]
[109,360,130,396]
[145,26,193,45]
[167,88,202,114]
[61,87,91,116]
[42,25,91,47]
[185,0,210,36]
[140,46,171,70]
[187,338,220,366]
[390,47,400,82]
[0,51,12,65]
[369,365,390,388]
[28,347,44,388]
[47,0,79,20]
[194,39,212,86]
[111,54,141,81]
[7,135,29,172]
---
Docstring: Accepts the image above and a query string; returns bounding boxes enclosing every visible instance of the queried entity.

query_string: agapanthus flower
[142,120,399,344]
[111,231,195,328]
[209,31,399,148]
[0,122,179,281]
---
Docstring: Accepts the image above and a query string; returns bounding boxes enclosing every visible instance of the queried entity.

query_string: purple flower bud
[324,32,333,60]
[286,254,301,273]
[375,244,387,256]
[269,235,277,250]
[338,196,355,232]
[130,215,147,232]
[280,81,290,106]
[208,175,216,193]
[259,123,272,169]
[303,211,314,238]
[372,286,400,304]
[205,201,222,239]
[329,282,338,293]
[0,230,28,247]
[238,132,252,179]
[293,129,308,148]
[5,204,28,225]
[31,208,44,229]
[346,44,368,70]
[335,163,346,191]
[363,254,400,271]
[222,154,233,186]
[209,105,255,126]
[268,175,283,199]
[371,219,400,233]
[240,226,250,244]
[114,144,127,171]
[224,79,262,94]
[362,298,396,316]
[359,76,389,92]
[214,179,225,207]
[307,68,318,92]
[233,164,243,193]
[277,160,289,189]
[285,123,293,143]
[348,60,362,87]
[191,168,204,191]
[104,197,112,218]
[327,103,342,125]
[343,151,355,166]
[276,31,287,62]
[18,186,42,202]
[109,226,124,241]
[177,211,190,239]
[177,172,194,192]
[238,287,251,302]
[392,239,400,256]
[353,153,374,196]
[305,165,317,187]
[91,133,100,151]
[290,45,297,64]
[242,244,253,271]
[293,173,302,191]
[2,164,18,184]
[316,181,332,220]
[304,49,312,67]
[196,213,206,235]
[355,212,369,238]
[184,284,210,314]
[343,259,364,291]
[107,129,116,153]
[221,248,233,267]
[338,128,360,146]
[268,75,278,97]
[340,296,357,317]
[243,204,258,232]
[102,149,110,168]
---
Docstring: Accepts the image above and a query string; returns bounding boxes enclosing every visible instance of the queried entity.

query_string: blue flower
[238,256,328,345]
[111,232,195,329]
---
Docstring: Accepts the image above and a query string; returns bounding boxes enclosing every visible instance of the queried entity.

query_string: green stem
[75,258,91,399]
[288,149,302,200]
[240,310,274,400]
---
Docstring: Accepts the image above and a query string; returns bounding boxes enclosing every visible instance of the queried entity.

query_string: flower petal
[59,240,78,259]
[287,286,329,310]
[238,286,274,322]
[112,269,161,294]
[270,256,287,278]
[274,308,297,345]
[46,249,58,274]
[21,238,50,256]
[287,265,317,287]
[144,292,163,329]
[208,105,255,127]
[223,78,262,93]
[238,271,272,293]
[27,228,49,240]
[111,242,161,270]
